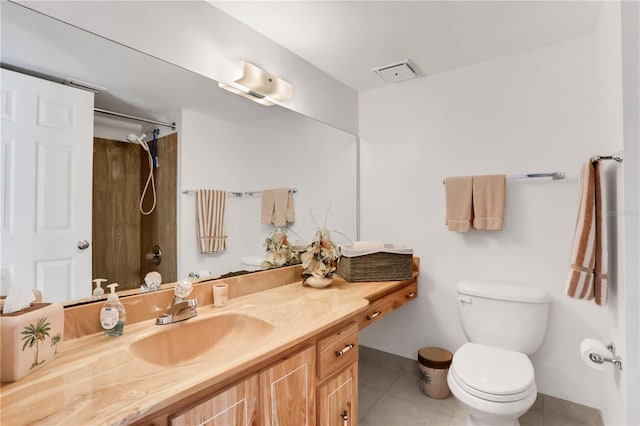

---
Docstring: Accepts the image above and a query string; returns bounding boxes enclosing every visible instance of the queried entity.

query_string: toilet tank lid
[241,256,264,266]
[457,281,550,303]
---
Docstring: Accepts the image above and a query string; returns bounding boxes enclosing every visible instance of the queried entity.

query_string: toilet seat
[450,343,535,403]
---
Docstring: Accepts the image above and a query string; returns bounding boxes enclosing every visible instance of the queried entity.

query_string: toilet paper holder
[589,343,623,371]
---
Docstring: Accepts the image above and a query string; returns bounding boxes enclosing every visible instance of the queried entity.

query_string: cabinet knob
[366,311,381,320]
[405,292,416,298]
[335,343,355,357]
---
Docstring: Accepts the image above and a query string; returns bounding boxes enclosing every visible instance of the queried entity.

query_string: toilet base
[465,413,519,426]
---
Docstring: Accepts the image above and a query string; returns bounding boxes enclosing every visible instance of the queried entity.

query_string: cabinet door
[169,375,258,426]
[260,346,316,426]
[317,364,357,426]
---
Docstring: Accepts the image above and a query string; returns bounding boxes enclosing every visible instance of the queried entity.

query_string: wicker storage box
[337,244,413,282]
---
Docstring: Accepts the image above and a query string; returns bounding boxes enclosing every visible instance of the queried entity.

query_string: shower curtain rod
[94,108,176,131]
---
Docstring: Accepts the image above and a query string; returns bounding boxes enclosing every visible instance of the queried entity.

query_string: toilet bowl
[447,343,537,426]
[448,281,549,426]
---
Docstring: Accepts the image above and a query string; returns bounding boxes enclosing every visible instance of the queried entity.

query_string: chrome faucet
[156,298,198,325]
[155,278,198,325]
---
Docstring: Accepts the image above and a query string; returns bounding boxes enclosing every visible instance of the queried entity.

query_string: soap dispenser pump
[92,278,107,300]
[100,283,126,337]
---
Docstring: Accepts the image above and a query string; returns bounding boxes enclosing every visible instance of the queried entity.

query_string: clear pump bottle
[100,283,126,336]
[92,278,106,300]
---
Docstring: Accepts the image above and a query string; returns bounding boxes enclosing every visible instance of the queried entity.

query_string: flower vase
[305,276,334,288]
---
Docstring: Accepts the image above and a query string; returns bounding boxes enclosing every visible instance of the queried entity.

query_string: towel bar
[592,150,623,163]
[182,189,297,197]
[442,172,565,184]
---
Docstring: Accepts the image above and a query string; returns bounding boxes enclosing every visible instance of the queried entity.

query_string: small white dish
[305,276,334,288]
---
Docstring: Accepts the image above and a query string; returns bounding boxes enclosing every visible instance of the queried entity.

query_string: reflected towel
[472,174,506,231]
[261,189,275,225]
[286,189,295,223]
[196,189,227,253]
[445,176,473,232]
[567,161,608,305]
[261,188,295,226]
[273,188,290,227]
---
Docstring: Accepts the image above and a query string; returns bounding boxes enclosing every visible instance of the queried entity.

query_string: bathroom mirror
[0,2,358,306]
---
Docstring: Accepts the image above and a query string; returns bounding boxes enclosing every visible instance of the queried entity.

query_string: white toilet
[447,281,550,426]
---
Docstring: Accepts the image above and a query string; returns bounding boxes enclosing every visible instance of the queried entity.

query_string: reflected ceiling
[1,2,285,125]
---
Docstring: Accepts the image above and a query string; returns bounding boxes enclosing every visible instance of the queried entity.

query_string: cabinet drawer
[317,322,358,381]
[358,281,418,330]
[356,297,391,330]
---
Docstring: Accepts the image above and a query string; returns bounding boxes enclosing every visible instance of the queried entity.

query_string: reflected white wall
[179,108,357,277]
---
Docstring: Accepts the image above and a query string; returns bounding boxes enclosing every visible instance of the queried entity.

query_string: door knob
[145,245,162,265]
[77,240,90,250]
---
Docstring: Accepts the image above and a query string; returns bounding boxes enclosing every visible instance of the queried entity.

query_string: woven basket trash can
[417,347,453,399]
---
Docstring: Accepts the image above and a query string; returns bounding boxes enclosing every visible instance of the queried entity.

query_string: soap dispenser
[92,278,107,300]
[100,283,126,337]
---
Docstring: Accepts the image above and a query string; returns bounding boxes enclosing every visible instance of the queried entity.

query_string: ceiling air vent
[63,78,106,93]
[372,59,421,84]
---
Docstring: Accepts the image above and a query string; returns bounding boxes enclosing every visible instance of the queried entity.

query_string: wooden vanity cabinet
[316,322,358,426]
[357,280,418,330]
[134,277,418,426]
[260,346,316,426]
[169,375,258,426]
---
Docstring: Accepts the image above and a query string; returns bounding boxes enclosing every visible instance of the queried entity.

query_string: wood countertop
[0,273,418,425]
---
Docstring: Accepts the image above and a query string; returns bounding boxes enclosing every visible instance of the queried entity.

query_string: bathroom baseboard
[359,345,604,426]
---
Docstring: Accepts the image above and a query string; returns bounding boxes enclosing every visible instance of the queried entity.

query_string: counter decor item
[262,228,298,268]
[337,243,413,282]
[301,229,339,288]
[0,302,64,382]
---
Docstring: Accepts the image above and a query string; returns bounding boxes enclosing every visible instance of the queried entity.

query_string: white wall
[620,1,640,425]
[594,3,628,424]
[358,3,623,410]
[17,1,358,135]
[179,108,357,278]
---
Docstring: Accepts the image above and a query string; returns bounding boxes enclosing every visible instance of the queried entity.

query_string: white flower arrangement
[262,228,298,268]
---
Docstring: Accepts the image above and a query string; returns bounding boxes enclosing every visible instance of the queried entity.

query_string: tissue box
[337,244,413,282]
[0,303,64,382]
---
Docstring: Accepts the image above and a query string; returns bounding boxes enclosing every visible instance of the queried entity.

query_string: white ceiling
[211,1,603,92]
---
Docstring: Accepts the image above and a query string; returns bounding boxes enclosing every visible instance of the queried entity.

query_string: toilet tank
[457,281,550,354]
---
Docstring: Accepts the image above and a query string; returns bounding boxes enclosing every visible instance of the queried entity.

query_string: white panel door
[1,68,94,302]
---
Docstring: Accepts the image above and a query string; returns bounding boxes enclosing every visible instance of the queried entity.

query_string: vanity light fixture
[218,60,292,106]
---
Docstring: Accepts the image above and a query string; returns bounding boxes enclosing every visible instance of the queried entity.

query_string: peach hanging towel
[445,176,473,232]
[566,160,608,305]
[261,188,295,226]
[196,189,227,253]
[472,174,506,231]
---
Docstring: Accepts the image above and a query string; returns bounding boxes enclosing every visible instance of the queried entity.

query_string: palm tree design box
[0,302,64,382]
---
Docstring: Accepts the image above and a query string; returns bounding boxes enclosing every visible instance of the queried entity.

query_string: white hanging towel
[196,189,227,253]
[566,160,608,305]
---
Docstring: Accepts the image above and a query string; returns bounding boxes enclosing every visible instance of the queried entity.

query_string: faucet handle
[174,279,194,299]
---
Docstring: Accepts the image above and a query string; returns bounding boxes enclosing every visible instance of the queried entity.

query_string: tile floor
[358,346,603,426]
